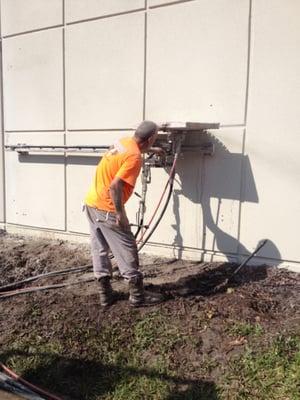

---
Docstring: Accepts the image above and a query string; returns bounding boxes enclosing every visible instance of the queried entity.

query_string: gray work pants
[85,205,142,280]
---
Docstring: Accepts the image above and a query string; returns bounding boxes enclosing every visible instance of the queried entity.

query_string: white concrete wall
[240,0,300,264]
[0,6,4,223]
[1,0,299,270]
[0,69,3,223]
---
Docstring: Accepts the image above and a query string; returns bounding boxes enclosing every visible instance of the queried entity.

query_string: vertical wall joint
[0,0,7,225]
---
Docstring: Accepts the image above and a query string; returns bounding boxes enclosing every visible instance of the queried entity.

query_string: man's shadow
[171,133,281,264]
[0,350,219,400]
[147,133,282,298]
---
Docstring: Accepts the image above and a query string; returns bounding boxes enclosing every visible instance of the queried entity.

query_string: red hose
[137,154,178,244]
[0,362,64,400]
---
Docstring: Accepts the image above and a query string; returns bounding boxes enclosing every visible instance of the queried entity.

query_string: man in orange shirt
[85,121,163,307]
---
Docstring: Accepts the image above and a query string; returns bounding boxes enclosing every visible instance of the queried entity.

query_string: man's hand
[110,177,130,230]
[116,210,129,229]
[148,146,166,156]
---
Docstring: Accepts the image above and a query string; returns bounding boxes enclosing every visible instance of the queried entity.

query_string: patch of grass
[106,374,171,400]
[223,334,300,400]
[227,321,264,337]
[133,311,185,352]
[130,310,189,373]
[1,310,219,400]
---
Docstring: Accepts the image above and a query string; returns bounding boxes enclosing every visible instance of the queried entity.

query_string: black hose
[134,215,144,239]
[0,264,92,293]
[0,278,94,299]
[134,155,153,238]
[138,171,175,252]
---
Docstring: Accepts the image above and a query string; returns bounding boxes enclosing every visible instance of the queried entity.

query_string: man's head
[134,120,158,152]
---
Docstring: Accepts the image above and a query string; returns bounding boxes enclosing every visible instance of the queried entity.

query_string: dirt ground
[0,232,299,399]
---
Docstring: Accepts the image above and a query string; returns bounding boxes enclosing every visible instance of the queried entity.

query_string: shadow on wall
[18,154,100,166]
[172,134,281,265]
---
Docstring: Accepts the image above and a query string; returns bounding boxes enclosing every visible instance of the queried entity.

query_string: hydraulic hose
[0,278,94,299]
[0,362,64,400]
[0,264,92,293]
[134,154,152,239]
[134,215,144,239]
[138,170,175,252]
[137,152,178,245]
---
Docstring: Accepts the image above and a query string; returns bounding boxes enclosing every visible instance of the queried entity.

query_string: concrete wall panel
[66,14,144,129]
[240,0,300,262]
[0,66,4,222]
[5,133,65,229]
[0,132,4,222]
[146,0,249,125]
[149,0,176,6]
[66,0,145,23]
[3,30,64,131]
[1,0,63,36]
[200,129,246,256]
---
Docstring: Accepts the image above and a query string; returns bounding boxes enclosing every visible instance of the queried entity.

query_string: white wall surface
[1,0,300,269]
[0,83,3,222]
[0,16,4,223]
[1,0,62,36]
[3,29,64,130]
[66,0,145,23]
[146,0,249,125]
[240,0,300,263]
[0,135,3,222]
[66,13,144,129]
[5,132,65,229]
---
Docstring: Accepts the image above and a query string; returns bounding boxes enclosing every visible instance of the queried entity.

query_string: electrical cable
[0,362,64,400]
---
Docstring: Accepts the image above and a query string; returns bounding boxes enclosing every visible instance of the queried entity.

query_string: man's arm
[109,177,129,229]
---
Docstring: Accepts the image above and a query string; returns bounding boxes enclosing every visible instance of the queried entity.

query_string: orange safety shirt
[85,137,142,212]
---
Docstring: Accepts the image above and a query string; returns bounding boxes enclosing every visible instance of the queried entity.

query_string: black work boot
[97,276,114,307]
[129,276,163,307]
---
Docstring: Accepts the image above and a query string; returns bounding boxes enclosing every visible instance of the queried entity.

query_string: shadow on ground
[0,351,219,400]
[144,262,268,300]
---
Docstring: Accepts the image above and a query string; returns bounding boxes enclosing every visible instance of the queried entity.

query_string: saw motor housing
[145,121,220,168]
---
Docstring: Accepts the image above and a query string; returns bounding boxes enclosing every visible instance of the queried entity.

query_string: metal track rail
[5,145,110,154]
